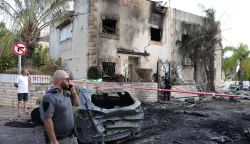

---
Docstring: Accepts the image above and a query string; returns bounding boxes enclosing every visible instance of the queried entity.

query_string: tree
[223,44,250,88]
[32,44,50,68]
[242,57,250,81]
[0,0,76,67]
[0,22,18,56]
[178,7,222,92]
[0,22,19,71]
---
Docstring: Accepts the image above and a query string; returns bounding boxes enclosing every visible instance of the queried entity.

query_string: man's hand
[27,71,31,84]
[69,82,75,92]
[50,141,59,144]
[14,83,18,88]
[69,82,80,106]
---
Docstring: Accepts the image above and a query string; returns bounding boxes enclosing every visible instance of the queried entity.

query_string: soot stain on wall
[149,2,165,27]
[122,7,146,50]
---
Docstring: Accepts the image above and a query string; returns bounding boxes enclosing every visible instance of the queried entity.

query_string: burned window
[102,62,116,76]
[151,27,162,41]
[182,34,191,43]
[102,19,117,35]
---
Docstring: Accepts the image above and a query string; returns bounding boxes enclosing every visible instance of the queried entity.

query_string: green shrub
[0,53,18,72]
[136,68,153,82]
[32,45,50,68]
[5,67,44,74]
[112,74,126,82]
[40,57,62,75]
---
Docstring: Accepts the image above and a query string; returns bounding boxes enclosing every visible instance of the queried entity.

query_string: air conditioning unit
[183,58,192,66]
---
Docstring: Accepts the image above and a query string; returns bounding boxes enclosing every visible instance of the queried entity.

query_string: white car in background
[243,81,250,91]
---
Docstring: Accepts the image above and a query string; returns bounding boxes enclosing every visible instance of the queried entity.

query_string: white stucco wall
[49,0,90,79]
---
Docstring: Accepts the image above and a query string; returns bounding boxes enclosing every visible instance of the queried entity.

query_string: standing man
[40,70,80,144]
[164,72,172,101]
[14,69,31,117]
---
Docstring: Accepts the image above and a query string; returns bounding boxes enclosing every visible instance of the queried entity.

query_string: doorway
[128,57,140,82]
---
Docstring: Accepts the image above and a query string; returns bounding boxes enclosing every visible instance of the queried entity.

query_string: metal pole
[18,55,21,75]
[18,31,21,75]
[168,62,171,101]
[157,60,159,102]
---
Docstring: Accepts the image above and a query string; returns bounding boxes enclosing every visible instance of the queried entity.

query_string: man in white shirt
[14,69,31,117]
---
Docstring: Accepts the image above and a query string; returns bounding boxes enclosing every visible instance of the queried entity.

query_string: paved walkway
[0,107,46,144]
[0,106,35,121]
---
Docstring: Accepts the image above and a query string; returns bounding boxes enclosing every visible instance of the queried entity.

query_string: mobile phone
[68,84,73,91]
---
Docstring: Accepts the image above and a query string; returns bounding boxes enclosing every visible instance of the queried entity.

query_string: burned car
[74,84,144,143]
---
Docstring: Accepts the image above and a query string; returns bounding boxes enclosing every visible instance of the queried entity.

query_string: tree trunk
[22,45,35,68]
[205,55,216,92]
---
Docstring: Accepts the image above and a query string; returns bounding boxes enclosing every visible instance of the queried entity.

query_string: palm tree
[0,0,76,67]
[223,43,250,89]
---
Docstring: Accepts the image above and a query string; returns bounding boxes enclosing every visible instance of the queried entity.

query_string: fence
[0,74,52,83]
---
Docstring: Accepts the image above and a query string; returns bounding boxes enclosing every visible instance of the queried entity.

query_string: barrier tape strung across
[71,80,249,99]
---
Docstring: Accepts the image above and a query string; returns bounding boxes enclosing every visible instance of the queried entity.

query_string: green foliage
[30,44,62,75]
[5,67,44,74]
[0,22,18,57]
[0,0,78,63]
[0,53,18,72]
[136,68,153,82]
[242,57,250,81]
[32,45,50,68]
[40,57,62,75]
[222,44,250,81]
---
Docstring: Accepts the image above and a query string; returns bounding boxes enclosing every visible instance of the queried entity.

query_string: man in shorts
[14,69,31,117]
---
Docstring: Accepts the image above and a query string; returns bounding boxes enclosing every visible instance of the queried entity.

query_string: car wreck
[73,84,144,143]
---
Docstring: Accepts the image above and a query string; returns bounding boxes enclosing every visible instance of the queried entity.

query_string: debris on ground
[212,136,233,143]
[4,120,36,128]
[2,99,250,144]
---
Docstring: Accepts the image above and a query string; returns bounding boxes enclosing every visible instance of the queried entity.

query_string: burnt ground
[128,99,250,144]
[1,100,250,144]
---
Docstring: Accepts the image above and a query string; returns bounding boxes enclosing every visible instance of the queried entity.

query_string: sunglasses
[60,77,70,81]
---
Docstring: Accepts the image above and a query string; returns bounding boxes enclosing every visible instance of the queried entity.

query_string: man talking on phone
[40,70,80,144]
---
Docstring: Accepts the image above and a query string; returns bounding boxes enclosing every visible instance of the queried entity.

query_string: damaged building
[49,0,222,89]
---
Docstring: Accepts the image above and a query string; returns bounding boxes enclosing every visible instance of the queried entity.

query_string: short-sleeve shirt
[40,88,74,136]
[15,75,29,93]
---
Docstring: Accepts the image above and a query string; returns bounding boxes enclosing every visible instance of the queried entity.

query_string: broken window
[102,19,117,35]
[151,27,162,42]
[60,24,72,41]
[91,92,135,109]
[182,34,191,43]
[102,62,116,76]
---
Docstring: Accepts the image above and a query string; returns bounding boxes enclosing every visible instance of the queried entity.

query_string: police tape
[71,80,248,99]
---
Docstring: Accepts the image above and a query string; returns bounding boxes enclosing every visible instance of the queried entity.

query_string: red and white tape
[71,80,248,99]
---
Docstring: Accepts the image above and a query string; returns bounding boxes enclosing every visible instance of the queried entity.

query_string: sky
[155,0,249,49]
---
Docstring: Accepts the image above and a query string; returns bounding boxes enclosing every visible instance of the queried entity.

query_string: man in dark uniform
[40,70,80,144]
[164,73,172,101]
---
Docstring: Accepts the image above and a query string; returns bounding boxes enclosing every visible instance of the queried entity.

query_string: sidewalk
[0,106,33,121]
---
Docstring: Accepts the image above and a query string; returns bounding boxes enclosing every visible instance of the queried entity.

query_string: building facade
[49,0,221,89]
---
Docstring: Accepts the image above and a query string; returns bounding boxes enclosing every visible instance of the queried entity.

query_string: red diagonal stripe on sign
[16,44,25,53]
